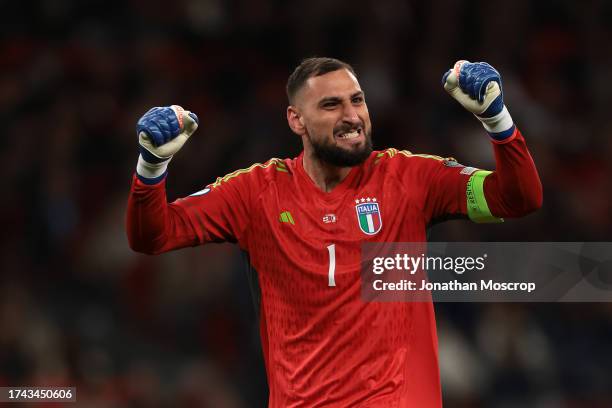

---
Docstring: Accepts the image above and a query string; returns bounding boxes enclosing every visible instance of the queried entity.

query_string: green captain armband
[466,170,504,224]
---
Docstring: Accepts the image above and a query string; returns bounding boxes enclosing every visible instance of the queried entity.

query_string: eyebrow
[318,91,364,106]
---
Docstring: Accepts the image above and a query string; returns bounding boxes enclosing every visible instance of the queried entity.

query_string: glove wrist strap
[136,154,171,183]
[476,105,513,135]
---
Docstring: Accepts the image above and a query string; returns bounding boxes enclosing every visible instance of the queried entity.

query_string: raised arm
[442,60,542,221]
[126,105,251,255]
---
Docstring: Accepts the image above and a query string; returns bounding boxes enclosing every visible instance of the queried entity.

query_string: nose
[342,103,361,126]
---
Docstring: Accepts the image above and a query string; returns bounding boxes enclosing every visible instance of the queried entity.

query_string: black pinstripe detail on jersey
[241,250,262,323]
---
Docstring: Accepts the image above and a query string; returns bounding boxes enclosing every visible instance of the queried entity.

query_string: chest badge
[355,197,382,235]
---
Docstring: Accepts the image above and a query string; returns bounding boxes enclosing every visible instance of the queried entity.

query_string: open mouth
[335,128,362,140]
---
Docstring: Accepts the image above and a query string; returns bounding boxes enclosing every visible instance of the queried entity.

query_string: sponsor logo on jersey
[322,214,337,224]
[354,197,382,235]
[189,187,211,196]
[279,211,295,225]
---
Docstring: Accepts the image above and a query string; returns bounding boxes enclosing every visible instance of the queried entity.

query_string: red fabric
[484,128,543,217]
[126,129,541,407]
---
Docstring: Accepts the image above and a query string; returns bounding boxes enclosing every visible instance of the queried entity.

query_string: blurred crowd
[1,0,611,406]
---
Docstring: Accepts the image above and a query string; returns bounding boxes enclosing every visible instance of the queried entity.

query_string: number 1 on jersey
[327,244,336,287]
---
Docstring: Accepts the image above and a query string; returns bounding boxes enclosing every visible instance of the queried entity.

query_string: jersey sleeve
[481,129,543,219]
[172,168,255,245]
[419,161,503,224]
[413,154,480,225]
[126,161,270,255]
[389,126,542,225]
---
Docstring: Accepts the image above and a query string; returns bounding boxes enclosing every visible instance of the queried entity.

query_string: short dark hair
[286,57,356,104]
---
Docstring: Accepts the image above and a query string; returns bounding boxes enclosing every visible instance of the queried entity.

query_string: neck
[302,149,352,193]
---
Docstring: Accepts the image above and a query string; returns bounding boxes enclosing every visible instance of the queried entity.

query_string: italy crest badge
[355,197,382,235]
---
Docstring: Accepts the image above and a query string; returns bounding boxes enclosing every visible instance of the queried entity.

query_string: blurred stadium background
[1,0,611,406]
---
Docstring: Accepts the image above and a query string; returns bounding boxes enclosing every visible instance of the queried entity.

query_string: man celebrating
[127,58,542,407]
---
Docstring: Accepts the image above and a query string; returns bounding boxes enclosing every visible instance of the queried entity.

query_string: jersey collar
[295,151,368,202]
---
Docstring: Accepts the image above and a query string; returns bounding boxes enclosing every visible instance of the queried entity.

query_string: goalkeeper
[126,58,542,407]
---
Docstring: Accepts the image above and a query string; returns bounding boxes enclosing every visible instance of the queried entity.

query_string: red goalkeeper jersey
[127,129,541,407]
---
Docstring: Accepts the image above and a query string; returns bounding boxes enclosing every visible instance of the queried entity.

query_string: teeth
[339,131,360,139]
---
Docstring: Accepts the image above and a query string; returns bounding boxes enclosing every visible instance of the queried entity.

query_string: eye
[352,96,364,104]
[322,102,338,109]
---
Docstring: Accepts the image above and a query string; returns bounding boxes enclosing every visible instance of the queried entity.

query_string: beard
[309,127,373,167]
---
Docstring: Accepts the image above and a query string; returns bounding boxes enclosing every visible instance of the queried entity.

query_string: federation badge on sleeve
[354,197,382,235]
[443,158,461,167]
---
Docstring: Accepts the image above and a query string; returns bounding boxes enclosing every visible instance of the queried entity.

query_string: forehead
[300,69,362,103]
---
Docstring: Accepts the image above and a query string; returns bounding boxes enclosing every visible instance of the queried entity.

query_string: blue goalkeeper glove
[135,105,199,183]
[443,60,515,141]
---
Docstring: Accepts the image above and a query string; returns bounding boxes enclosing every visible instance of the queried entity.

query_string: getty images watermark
[360,243,612,302]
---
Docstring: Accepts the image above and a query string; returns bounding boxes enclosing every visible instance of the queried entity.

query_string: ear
[287,106,306,136]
